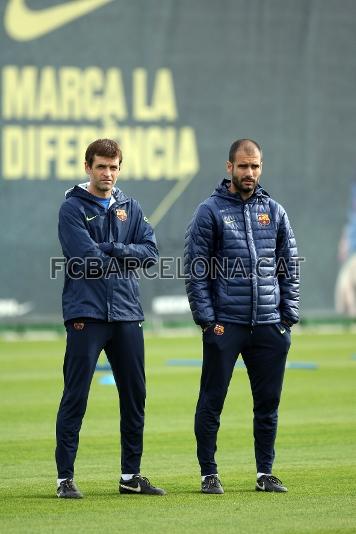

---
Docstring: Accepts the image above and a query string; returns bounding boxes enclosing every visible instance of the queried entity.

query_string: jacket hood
[64,182,129,205]
[212,178,270,201]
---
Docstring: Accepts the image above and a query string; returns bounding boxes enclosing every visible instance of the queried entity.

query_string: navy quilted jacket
[184,179,299,326]
[59,184,158,322]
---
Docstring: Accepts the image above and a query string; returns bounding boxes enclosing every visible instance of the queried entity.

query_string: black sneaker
[256,475,288,493]
[119,475,166,495]
[201,474,224,494]
[57,479,83,499]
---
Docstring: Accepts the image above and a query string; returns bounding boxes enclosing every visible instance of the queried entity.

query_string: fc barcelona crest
[116,209,128,221]
[214,324,225,336]
[257,213,270,226]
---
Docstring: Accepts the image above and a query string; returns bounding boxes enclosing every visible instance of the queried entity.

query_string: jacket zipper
[243,201,258,326]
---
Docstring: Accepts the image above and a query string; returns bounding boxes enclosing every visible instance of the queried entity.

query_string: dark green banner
[1,0,356,322]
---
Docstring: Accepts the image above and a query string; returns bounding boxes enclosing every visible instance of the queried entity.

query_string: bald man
[184,139,299,494]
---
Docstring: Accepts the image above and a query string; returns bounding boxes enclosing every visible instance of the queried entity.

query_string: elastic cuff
[99,242,114,254]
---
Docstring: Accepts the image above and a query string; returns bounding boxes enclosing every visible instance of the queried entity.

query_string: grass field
[1,330,356,533]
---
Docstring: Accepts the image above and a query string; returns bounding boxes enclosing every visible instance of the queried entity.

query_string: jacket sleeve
[184,203,216,325]
[276,209,300,324]
[58,202,112,267]
[99,201,158,268]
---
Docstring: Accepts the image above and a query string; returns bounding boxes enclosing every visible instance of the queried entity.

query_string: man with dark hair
[55,138,165,498]
[84,138,123,168]
[184,139,299,494]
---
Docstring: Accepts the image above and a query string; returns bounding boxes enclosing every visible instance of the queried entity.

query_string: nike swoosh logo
[4,0,114,41]
[86,215,98,222]
[120,483,141,493]
[256,481,265,490]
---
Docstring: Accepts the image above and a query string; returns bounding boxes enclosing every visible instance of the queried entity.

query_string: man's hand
[201,322,215,332]
[280,318,293,329]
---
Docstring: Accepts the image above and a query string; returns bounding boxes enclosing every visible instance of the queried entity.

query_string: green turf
[1,330,356,533]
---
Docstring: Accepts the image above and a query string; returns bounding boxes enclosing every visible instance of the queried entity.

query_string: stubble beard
[232,175,256,194]
[98,183,112,192]
[95,180,114,193]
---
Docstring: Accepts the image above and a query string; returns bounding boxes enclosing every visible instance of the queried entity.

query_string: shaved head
[228,139,263,163]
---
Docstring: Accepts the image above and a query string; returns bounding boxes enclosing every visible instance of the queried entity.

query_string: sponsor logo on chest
[223,214,236,224]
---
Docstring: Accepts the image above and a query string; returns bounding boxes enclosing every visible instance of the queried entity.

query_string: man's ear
[84,161,90,175]
[226,160,233,176]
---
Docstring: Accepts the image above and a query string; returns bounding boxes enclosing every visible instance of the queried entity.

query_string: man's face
[85,155,120,197]
[226,149,262,198]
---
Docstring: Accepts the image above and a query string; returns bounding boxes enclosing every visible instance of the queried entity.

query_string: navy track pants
[55,320,145,478]
[195,323,291,475]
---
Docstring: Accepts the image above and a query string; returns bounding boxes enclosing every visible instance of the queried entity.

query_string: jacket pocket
[274,322,291,335]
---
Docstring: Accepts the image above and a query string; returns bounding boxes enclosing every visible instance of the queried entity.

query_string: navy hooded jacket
[184,179,299,327]
[58,184,158,322]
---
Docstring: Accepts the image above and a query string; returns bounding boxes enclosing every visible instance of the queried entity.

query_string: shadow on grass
[14,488,264,499]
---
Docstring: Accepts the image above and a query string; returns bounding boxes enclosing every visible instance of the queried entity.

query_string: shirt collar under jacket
[64,182,128,207]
